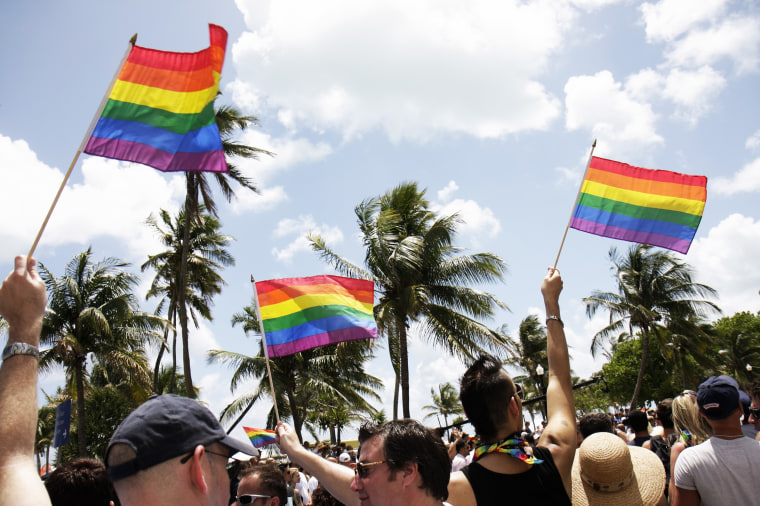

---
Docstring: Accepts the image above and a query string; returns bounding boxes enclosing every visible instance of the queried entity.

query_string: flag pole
[552,139,596,269]
[251,275,281,424]
[27,34,137,259]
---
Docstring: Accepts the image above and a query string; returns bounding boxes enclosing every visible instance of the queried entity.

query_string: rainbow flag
[570,156,707,254]
[255,275,377,358]
[83,24,228,173]
[244,426,277,448]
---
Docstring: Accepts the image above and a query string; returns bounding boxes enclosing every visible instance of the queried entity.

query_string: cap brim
[221,435,259,458]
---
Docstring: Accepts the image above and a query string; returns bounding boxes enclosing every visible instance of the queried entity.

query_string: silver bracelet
[2,342,39,361]
[546,315,564,328]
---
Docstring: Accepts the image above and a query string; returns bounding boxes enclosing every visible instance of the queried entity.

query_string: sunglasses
[237,494,272,505]
[179,447,240,470]
[355,460,386,479]
[513,383,524,401]
[750,408,760,419]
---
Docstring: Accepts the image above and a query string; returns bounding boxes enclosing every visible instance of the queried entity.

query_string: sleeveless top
[460,446,571,506]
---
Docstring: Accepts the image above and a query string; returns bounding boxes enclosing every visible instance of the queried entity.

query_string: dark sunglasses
[513,383,524,401]
[750,408,760,419]
[355,460,386,478]
[237,494,272,505]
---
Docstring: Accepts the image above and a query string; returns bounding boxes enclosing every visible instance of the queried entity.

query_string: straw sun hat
[572,432,666,506]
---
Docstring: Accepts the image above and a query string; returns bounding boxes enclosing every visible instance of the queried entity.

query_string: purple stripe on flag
[85,137,227,173]
[570,217,692,254]
[267,326,378,358]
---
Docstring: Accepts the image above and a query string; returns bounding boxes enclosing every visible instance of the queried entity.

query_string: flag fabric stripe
[267,326,377,358]
[84,24,228,173]
[262,304,375,333]
[570,156,707,254]
[580,179,705,216]
[243,426,277,448]
[264,312,378,345]
[570,217,691,254]
[585,166,707,202]
[576,193,703,229]
[255,275,377,358]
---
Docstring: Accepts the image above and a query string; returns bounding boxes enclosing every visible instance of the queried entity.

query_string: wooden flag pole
[27,34,137,260]
[552,139,597,270]
[251,275,281,424]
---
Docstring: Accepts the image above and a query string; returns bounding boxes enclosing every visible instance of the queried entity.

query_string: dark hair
[578,412,614,439]
[656,399,674,429]
[455,439,467,452]
[238,463,287,505]
[750,378,760,401]
[358,419,449,501]
[626,409,649,433]
[311,485,344,506]
[44,458,120,506]
[460,354,514,441]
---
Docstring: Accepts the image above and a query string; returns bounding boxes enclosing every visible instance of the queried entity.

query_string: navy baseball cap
[697,375,741,420]
[106,394,258,481]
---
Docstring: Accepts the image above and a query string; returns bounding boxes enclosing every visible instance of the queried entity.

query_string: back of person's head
[626,409,649,433]
[44,458,120,506]
[578,412,614,439]
[750,378,760,402]
[455,438,467,452]
[311,485,343,506]
[238,463,287,505]
[460,354,514,441]
[358,419,449,501]
[672,390,712,444]
[655,398,674,429]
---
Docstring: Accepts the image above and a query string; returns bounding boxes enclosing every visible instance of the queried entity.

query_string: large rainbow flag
[255,275,377,358]
[84,24,228,173]
[243,426,277,448]
[570,156,707,254]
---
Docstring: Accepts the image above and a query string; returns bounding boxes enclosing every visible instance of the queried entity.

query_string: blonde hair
[672,391,712,445]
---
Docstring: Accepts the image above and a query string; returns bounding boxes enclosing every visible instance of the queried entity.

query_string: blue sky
[1,0,759,442]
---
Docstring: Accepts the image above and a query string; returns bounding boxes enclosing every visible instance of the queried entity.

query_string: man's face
[237,472,276,506]
[350,436,397,506]
[750,397,760,431]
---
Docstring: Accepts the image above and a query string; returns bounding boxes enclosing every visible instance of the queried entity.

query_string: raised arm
[276,422,358,506]
[536,267,576,495]
[0,256,50,506]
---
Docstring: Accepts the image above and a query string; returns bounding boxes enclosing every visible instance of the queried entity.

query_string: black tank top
[460,446,571,506]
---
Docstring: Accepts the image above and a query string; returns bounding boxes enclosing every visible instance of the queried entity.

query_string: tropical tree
[142,206,233,394]
[310,181,509,418]
[422,382,463,428]
[39,249,165,457]
[175,103,273,398]
[584,245,720,408]
[714,311,760,383]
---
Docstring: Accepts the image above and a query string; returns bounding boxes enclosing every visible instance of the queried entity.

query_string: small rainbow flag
[244,426,277,448]
[84,24,228,173]
[570,156,707,254]
[255,275,377,358]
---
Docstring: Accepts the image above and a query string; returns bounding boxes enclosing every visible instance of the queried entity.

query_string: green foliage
[713,311,760,384]
[601,339,675,406]
[422,382,463,426]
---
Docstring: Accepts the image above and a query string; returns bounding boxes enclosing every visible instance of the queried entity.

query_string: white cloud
[0,134,185,263]
[689,213,760,316]
[271,215,344,262]
[664,16,760,74]
[431,184,502,247]
[640,0,728,43]
[711,157,760,196]
[564,71,664,158]
[746,130,760,150]
[437,181,459,203]
[231,0,576,142]
[661,66,726,125]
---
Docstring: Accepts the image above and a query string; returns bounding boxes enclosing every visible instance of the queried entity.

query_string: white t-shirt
[451,452,468,472]
[673,436,760,505]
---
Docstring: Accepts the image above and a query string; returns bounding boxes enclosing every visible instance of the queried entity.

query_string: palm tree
[584,245,720,408]
[310,181,509,419]
[502,316,550,418]
[39,248,165,457]
[422,382,463,428]
[176,104,273,398]
[142,206,234,394]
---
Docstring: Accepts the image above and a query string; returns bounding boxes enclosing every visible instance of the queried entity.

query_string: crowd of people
[1,255,759,506]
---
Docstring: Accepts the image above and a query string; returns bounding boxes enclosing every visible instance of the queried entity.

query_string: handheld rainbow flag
[244,426,277,448]
[83,24,228,173]
[255,275,377,358]
[570,156,707,254]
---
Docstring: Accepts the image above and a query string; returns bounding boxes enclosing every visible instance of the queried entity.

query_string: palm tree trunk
[75,360,87,457]
[153,327,169,391]
[399,322,411,419]
[179,179,197,398]
[393,376,400,420]
[629,326,649,409]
